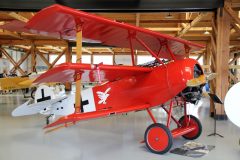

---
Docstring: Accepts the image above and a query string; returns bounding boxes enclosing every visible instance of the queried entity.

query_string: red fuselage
[91,58,200,111]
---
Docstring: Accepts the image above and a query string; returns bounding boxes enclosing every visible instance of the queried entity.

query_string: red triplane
[4,5,207,154]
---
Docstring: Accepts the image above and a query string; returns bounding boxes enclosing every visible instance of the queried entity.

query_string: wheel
[178,115,202,140]
[144,123,173,154]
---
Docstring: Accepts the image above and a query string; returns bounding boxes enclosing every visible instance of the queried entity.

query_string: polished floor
[0,92,239,160]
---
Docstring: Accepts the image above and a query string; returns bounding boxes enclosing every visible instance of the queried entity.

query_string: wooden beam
[147,27,212,32]
[8,12,29,22]
[196,54,202,61]
[210,35,217,56]
[82,48,92,54]
[215,8,230,117]
[49,48,66,68]
[229,71,238,83]
[231,22,240,34]
[211,18,217,36]
[31,44,37,72]
[106,48,114,54]
[229,54,240,65]
[176,13,208,37]
[0,47,25,75]
[0,39,68,46]
[0,29,23,39]
[10,49,31,73]
[136,13,140,27]
[36,49,51,68]
[225,2,240,26]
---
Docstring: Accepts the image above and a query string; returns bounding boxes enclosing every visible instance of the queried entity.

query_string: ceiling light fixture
[204,30,210,35]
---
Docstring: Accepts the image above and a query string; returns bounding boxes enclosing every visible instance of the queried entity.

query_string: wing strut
[75,24,83,113]
[128,32,135,66]
[166,43,176,61]
[135,36,166,66]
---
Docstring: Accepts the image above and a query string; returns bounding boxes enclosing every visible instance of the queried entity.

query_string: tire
[144,123,173,154]
[178,115,202,140]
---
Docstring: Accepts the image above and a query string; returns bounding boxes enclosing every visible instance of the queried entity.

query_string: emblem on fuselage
[97,87,111,104]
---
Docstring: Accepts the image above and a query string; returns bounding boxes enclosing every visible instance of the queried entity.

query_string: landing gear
[144,123,173,154]
[178,115,202,140]
[46,114,54,125]
[144,99,202,154]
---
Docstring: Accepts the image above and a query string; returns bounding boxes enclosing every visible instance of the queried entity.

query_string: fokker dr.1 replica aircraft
[3,4,208,154]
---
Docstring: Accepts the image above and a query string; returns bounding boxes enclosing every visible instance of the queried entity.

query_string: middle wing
[34,63,153,84]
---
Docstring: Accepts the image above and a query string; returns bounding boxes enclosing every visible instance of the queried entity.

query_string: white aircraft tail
[12,85,75,117]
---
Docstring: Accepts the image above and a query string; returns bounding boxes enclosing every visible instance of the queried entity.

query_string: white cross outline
[96,87,111,104]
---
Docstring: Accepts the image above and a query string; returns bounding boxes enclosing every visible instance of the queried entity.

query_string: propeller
[206,73,217,81]
[186,73,217,87]
[186,75,206,87]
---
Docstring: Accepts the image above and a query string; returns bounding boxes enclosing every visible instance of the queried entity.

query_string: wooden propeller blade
[186,75,206,87]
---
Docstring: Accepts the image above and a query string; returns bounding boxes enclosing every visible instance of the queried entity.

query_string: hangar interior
[0,0,240,160]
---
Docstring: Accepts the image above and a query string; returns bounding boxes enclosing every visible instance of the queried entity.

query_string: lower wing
[45,104,150,128]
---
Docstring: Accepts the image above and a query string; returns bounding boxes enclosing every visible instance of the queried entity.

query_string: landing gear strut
[144,99,202,154]
[46,114,54,125]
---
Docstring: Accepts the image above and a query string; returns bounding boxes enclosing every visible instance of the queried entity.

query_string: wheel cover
[147,127,169,152]
[181,117,199,138]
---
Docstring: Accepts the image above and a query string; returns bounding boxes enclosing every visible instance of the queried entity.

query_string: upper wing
[34,63,152,83]
[1,4,204,60]
[45,104,150,128]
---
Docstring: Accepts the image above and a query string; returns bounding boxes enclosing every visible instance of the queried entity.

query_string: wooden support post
[65,44,72,91]
[214,8,230,119]
[75,26,82,113]
[31,44,37,73]
[203,42,211,73]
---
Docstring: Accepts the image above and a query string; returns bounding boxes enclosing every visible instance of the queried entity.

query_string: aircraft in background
[0,72,38,97]
[3,4,210,154]
[12,85,74,124]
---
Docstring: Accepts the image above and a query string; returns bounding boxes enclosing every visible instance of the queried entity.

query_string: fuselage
[87,58,203,112]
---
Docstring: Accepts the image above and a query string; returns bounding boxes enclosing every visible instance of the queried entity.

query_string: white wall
[93,55,113,65]
[115,55,132,65]
[137,55,155,65]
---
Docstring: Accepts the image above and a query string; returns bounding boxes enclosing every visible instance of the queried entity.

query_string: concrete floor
[0,92,239,160]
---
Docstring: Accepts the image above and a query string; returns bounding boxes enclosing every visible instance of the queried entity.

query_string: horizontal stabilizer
[12,96,68,116]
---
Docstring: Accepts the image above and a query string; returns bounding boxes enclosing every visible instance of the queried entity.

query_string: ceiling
[0,0,239,56]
